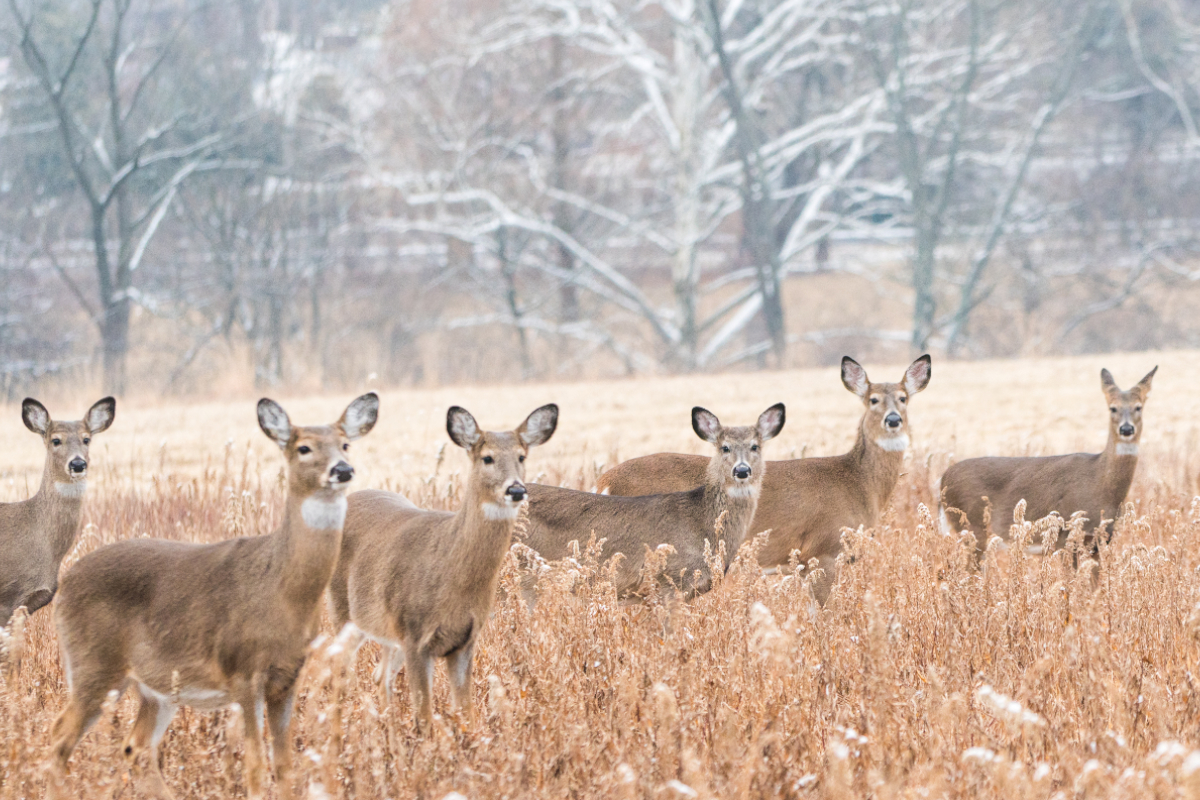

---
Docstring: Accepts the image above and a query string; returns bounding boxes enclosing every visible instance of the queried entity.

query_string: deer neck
[272,490,348,605]
[446,487,520,596]
[703,466,761,558]
[1099,431,1139,504]
[32,457,86,563]
[849,424,905,504]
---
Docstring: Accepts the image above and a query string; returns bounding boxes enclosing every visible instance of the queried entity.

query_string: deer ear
[841,357,869,398]
[903,354,932,395]
[85,397,116,435]
[691,407,722,444]
[1136,366,1157,397]
[21,398,49,436]
[257,399,292,448]
[447,406,481,449]
[517,404,558,448]
[1100,368,1117,394]
[757,403,786,442]
[339,393,379,441]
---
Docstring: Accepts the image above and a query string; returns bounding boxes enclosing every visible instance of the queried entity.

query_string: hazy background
[0,0,1197,399]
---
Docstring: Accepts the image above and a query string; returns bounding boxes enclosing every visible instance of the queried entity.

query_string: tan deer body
[47,394,379,800]
[598,357,930,603]
[0,397,114,626]
[328,404,558,732]
[940,367,1155,551]
[523,404,786,599]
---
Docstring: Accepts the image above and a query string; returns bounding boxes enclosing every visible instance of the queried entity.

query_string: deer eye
[342,443,350,451]
[870,397,880,405]
[82,437,90,445]
[721,446,731,453]
[518,454,526,463]
[1109,407,1117,414]
[751,444,759,452]
[898,396,907,404]
[482,455,494,465]
[298,445,312,455]
[51,438,61,446]
[1135,406,1142,412]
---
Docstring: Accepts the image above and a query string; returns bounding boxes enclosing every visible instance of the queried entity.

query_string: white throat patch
[725,483,760,500]
[482,502,522,521]
[1115,442,1139,456]
[875,434,910,452]
[55,481,87,499]
[301,496,348,530]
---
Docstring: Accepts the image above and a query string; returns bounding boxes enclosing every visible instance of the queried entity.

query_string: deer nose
[1119,423,1135,437]
[885,413,903,429]
[68,458,87,474]
[506,483,527,502]
[733,463,751,480]
[330,461,354,483]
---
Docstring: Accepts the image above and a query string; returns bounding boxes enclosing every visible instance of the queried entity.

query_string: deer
[939,366,1156,553]
[46,393,379,800]
[327,404,558,733]
[522,403,786,600]
[597,356,931,604]
[0,397,115,627]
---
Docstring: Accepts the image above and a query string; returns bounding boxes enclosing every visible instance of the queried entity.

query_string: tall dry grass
[4,351,1200,799]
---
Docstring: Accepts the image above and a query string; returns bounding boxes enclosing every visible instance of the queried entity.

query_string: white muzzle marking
[482,502,521,521]
[55,481,87,499]
[301,496,348,530]
[725,483,760,500]
[876,433,910,452]
[1115,442,1139,456]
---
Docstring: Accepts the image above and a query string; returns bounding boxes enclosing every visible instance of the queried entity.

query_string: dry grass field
[5,350,1200,799]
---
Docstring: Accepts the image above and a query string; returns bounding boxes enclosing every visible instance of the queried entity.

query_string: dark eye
[298,445,311,455]
[751,444,759,452]
[82,438,90,445]
[722,445,730,453]
[1135,406,1142,412]
[51,438,61,446]
[898,396,907,404]
[518,454,526,463]
[870,398,880,405]
[1110,407,1117,414]
[482,455,494,464]
[342,443,350,451]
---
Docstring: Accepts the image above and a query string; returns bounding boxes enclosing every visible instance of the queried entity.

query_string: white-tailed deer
[940,366,1156,552]
[328,404,558,733]
[598,356,931,604]
[523,404,786,600]
[47,393,379,800]
[0,397,115,626]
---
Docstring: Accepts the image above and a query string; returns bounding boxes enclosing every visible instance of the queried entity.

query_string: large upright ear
[691,407,722,444]
[21,398,49,436]
[903,354,932,395]
[1135,365,1158,398]
[447,406,482,450]
[1100,368,1117,395]
[517,403,558,448]
[339,392,379,441]
[84,397,116,435]
[257,399,292,449]
[757,403,786,442]
[841,357,869,398]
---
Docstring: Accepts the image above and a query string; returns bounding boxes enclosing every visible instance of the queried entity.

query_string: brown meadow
[5,351,1200,798]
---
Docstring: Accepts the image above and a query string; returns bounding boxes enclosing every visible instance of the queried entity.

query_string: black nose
[69,458,87,474]
[733,464,751,480]
[885,413,902,429]
[330,462,354,483]
[506,483,527,502]
[1119,424,1135,437]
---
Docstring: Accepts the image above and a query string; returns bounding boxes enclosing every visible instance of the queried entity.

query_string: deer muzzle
[884,413,903,429]
[732,463,751,480]
[68,457,87,475]
[330,461,355,484]
[505,483,528,503]
[1119,423,1135,438]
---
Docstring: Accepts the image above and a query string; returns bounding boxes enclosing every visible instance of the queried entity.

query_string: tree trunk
[910,227,937,351]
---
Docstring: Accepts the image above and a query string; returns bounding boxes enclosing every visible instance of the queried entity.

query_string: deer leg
[809,554,839,606]
[46,668,122,797]
[446,640,475,730]
[375,644,405,706]
[266,690,296,800]
[405,646,435,734]
[236,683,267,800]
[124,683,177,800]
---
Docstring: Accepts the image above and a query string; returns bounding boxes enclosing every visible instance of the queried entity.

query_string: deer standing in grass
[523,404,786,600]
[328,404,558,733]
[47,394,379,800]
[940,367,1156,552]
[0,397,114,627]
[598,357,930,604]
